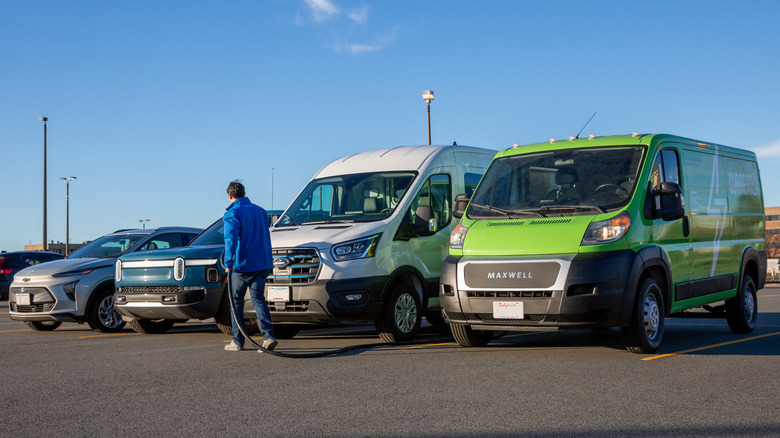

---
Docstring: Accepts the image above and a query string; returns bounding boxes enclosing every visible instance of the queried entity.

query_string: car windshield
[276,171,417,227]
[67,233,147,259]
[468,145,646,219]
[189,219,224,246]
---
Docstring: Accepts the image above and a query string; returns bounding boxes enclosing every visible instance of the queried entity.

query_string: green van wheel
[621,277,665,354]
[726,274,757,334]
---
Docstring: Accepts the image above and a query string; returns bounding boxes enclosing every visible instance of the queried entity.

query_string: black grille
[268,301,309,312]
[267,249,320,285]
[11,303,54,313]
[476,313,545,322]
[466,290,553,298]
[119,285,180,294]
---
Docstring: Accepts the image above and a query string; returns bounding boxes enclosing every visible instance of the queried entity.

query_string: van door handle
[682,216,690,237]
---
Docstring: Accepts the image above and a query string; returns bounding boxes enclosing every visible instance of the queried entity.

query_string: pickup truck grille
[119,285,180,294]
[267,249,320,285]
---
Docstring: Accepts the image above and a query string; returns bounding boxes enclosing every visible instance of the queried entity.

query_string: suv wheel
[88,288,126,333]
[26,320,62,331]
[128,318,175,334]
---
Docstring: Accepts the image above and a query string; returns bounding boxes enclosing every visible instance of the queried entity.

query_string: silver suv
[8,227,201,332]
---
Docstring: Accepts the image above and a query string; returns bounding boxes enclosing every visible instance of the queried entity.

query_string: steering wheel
[593,184,630,200]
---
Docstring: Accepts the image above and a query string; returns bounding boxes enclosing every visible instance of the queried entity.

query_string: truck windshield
[276,172,417,227]
[468,145,646,219]
[189,219,224,246]
[68,234,147,259]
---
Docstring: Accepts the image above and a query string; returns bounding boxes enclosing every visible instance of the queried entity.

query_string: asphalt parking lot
[2,287,779,437]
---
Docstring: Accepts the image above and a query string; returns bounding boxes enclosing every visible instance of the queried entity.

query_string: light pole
[39,117,48,251]
[60,177,77,255]
[138,219,150,229]
[422,90,434,145]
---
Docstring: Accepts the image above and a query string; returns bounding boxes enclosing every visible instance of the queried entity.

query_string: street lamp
[138,219,150,229]
[39,116,48,251]
[422,90,434,145]
[59,177,76,255]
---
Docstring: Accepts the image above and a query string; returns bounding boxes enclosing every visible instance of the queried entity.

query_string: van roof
[315,145,495,178]
[499,133,755,160]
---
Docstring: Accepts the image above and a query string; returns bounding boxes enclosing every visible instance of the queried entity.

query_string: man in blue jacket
[223,181,277,352]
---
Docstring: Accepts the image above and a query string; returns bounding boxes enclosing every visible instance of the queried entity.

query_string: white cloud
[304,0,340,22]
[753,139,780,157]
[346,5,369,24]
[333,30,397,55]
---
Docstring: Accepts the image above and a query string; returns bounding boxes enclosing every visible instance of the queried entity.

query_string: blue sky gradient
[2,0,780,251]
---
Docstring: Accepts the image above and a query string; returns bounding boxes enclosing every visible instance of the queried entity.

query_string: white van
[255,145,495,342]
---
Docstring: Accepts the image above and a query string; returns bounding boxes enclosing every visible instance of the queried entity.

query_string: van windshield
[468,145,646,219]
[276,172,417,227]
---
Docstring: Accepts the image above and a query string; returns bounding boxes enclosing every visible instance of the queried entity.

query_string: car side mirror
[413,205,436,236]
[452,193,470,219]
[654,181,685,221]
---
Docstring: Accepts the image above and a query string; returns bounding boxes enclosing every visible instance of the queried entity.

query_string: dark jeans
[229,268,275,346]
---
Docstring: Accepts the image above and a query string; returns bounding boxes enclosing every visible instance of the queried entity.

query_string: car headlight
[174,257,185,281]
[449,222,469,250]
[332,234,381,261]
[53,268,97,277]
[582,212,631,245]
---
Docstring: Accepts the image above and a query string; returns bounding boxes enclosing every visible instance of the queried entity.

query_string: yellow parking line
[642,331,780,361]
[760,294,780,297]
[78,332,141,339]
[403,342,455,349]
[0,329,32,333]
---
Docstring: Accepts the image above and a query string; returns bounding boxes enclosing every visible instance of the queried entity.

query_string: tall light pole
[39,117,48,251]
[60,177,77,255]
[422,90,434,145]
[138,219,150,229]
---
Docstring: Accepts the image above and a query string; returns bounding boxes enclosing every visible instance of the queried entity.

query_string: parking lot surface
[2,287,779,437]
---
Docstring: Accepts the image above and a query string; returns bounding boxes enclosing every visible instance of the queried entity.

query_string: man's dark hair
[227,181,246,199]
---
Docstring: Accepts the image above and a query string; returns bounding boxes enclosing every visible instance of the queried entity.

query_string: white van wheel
[621,277,664,354]
[376,280,421,343]
[450,323,492,347]
[726,274,757,334]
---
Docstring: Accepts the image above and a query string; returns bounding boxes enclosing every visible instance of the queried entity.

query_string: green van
[440,133,766,353]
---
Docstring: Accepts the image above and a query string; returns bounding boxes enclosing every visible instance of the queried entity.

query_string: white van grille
[267,248,320,285]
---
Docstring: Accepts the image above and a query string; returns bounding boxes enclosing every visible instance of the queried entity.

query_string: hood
[270,222,387,250]
[16,258,114,278]
[118,244,224,262]
[461,216,596,256]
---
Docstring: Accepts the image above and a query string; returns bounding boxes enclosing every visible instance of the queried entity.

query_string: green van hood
[461,216,595,256]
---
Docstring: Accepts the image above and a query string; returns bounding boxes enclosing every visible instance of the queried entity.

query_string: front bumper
[245,276,388,324]
[115,285,224,320]
[440,250,637,331]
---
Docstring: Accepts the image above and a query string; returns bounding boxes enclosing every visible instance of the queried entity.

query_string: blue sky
[2,0,780,251]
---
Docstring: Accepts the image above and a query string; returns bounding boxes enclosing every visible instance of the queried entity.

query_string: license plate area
[266,286,290,302]
[17,293,32,306]
[493,301,524,319]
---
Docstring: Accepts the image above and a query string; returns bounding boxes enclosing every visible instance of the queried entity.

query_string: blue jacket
[223,197,273,272]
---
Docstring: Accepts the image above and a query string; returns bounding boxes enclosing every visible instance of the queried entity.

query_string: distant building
[766,207,780,259]
[25,241,87,256]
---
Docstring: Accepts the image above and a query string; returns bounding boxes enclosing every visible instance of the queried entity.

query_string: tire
[87,288,126,333]
[272,324,300,339]
[375,279,422,343]
[128,318,176,334]
[450,323,493,347]
[621,277,665,354]
[726,273,757,334]
[26,320,62,331]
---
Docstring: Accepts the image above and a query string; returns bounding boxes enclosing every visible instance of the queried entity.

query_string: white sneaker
[258,338,278,353]
[224,341,243,351]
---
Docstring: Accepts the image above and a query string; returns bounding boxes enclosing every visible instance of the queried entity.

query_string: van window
[464,172,483,197]
[411,173,452,231]
[650,149,681,191]
[467,146,646,218]
[278,172,417,226]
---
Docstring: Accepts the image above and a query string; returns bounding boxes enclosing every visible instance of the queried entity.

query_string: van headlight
[332,234,381,261]
[582,212,631,245]
[449,222,469,250]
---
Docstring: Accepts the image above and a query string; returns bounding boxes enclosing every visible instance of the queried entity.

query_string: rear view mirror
[414,205,436,236]
[654,182,685,221]
[452,193,470,219]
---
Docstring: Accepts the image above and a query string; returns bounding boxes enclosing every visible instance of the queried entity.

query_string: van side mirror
[654,181,685,221]
[452,193,470,219]
[414,205,436,236]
